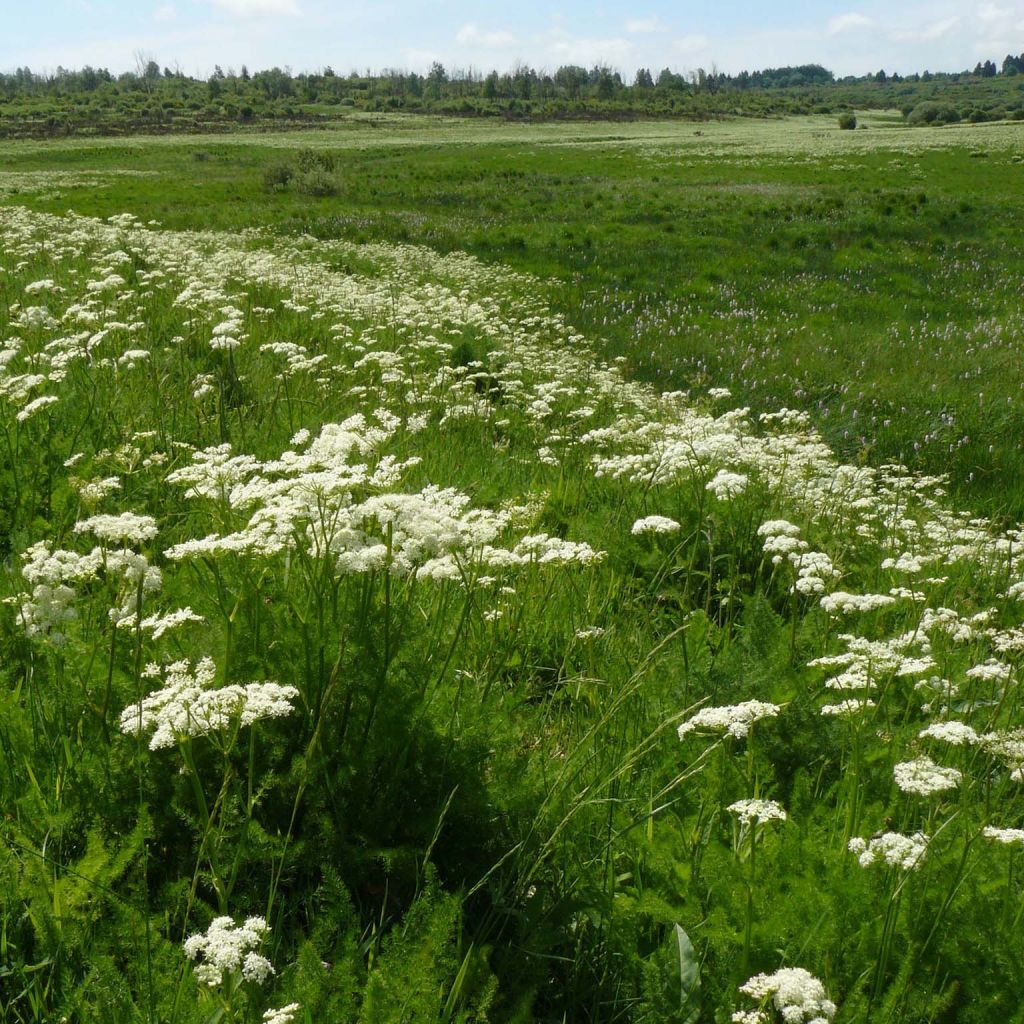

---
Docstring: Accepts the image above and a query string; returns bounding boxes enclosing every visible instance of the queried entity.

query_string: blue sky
[3,0,1023,79]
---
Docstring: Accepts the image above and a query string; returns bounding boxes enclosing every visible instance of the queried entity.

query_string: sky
[2,0,1023,80]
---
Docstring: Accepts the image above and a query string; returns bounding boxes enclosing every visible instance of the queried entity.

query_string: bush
[294,167,338,196]
[297,148,336,173]
[907,102,962,126]
[263,161,294,191]
[838,112,857,130]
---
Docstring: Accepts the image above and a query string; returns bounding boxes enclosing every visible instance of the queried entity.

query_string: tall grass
[0,181,1023,1023]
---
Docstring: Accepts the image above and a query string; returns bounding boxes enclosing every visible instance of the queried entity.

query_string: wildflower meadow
[2,117,1024,1022]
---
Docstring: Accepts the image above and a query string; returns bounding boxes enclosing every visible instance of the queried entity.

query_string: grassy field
[2,112,1024,515]
[2,115,1024,1023]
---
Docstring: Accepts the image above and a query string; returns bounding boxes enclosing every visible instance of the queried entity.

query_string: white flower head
[848,831,929,871]
[264,1005,302,1024]
[706,469,748,500]
[893,756,961,797]
[74,511,158,546]
[728,798,788,826]
[119,657,298,750]
[678,700,780,741]
[738,967,836,1023]
[631,515,681,536]
[184,915,273,988]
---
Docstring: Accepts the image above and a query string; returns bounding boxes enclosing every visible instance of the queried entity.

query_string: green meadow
[2,114,1024,1023]
[3,113,1024,513]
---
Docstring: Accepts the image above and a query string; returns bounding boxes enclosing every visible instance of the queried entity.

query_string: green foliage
[263,162,294,191]
[2,116,1024,1023]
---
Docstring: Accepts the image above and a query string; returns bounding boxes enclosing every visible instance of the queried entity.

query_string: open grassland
[2,117,1024,1023]
[2,113,1024,515]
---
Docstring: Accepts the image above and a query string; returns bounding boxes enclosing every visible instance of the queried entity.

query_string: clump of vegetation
[838,111,857,129]
[4,183,1024,1021]
[262,161,294,191]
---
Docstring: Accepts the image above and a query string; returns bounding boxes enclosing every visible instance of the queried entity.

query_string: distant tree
[633,67,654,89]
[595,68,616,100]
[874,69,887,83]
[656,67,686,90]
[426,61,447,100]
[554,65,587,99]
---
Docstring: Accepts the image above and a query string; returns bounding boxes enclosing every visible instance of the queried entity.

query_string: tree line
[1,54,1023,136]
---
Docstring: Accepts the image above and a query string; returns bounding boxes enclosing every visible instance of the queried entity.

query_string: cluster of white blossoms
[758,520,807,565]
[733,967,836,1024]
[631,515,681,536]
[918,721,980,746]
[982,826,1024,845]
[819,591,896,615]
[727,798,788,826]
[73,511,159,545]
[706,469,748,500]
[893,756,962,797]
[848,831,929,871]
[678,700,780,741]
[16,529,164,642]
[808,631,933,696]
[119,657,299,750]
[820,697,876,717]
[979,728,1024,778]
[184,915,274,988]
[262,1005,302,1024]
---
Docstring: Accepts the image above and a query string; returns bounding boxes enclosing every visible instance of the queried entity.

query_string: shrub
[263,161,294,191]
[297,148,336,173]
[838,112,857,130]
[294,168,338,196]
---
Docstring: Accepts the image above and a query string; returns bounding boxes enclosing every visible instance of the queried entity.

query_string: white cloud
[827,12,873,35]
[625,17,659,34]
[978,3,1012,23]
[153,4,177,21]
[673,34,710,55]
[455,24,516,48]
[922,15,961,39]
[545,33,634,66]
[403,47,443,69]
[208,0,298,16]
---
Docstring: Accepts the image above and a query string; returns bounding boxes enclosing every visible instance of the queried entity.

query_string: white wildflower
[738,967,836,1023]
[821,699,875,716]
[982,827,1024,845]
[918,721,980,746]
[264,1005,302,1024]
[119,657,298,750]
[16,394,59,422]
[184,916,273,988]
[848,831,929,871]
[893,757,962,796]
[727,799,788,826]
[74,512,158,546]
[706,469,748,500]
[820,592,895,615]
[631,515,681,535]
[966,659,1012,683]
[678,700,780,741]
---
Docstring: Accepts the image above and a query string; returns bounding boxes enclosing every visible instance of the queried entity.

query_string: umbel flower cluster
[677,701,780,740]
[119,658,299,750]
[733,967,837,1024]
[183,915,274,987]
